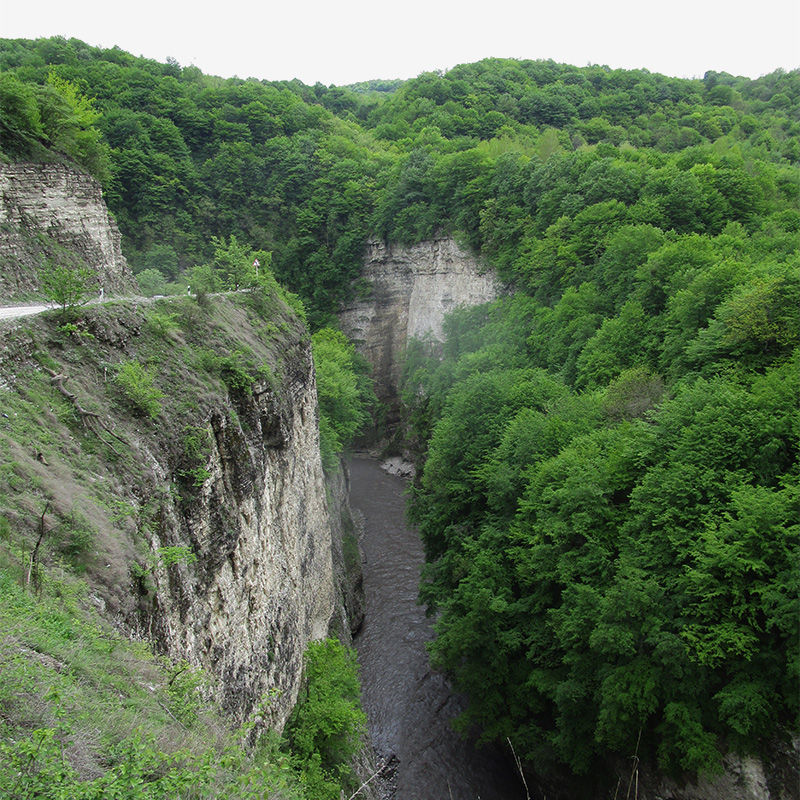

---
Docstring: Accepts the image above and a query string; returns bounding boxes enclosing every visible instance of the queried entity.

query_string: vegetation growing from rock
[283,638,367,799]
[0,267,372,796]
[0,547,300,799]
[312,327,373,470]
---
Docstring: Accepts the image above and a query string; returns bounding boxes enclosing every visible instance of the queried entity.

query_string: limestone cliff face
[143,337,339,729]
[0,293,348,734]
[0,162,351,735]
[339,236,499,413]
[0,162,135,297]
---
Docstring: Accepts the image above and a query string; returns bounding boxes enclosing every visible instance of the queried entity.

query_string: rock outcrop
[0,162,135,298]
[145,337,339,728]
[0,293,355,734]
[339,236,499,420]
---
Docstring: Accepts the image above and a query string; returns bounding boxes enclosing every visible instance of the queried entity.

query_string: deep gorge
[1,42,798,795]
[351,456,527,800]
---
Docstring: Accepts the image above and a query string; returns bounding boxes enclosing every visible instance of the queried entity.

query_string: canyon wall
[0,160,354,734]
[339,236,499,415]
[143,335,341,728]
[0,162,135,298]
[0,296,350,733]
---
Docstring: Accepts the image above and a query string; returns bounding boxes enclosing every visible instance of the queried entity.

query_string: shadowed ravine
[349,457,526,800]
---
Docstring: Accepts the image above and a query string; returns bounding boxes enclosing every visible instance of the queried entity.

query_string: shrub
[284,638,366,799]
[179,425,213,487]
[114,360,163,419]
[166,660,208,726]
[136,268,166,297]
[219,352,255,396]
[39,259,95,317]
[55,510,95,571]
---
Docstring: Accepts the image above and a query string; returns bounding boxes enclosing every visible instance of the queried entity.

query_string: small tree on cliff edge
[40,258,95,318]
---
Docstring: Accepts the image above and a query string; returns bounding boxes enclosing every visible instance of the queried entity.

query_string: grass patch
[0,544,354,799]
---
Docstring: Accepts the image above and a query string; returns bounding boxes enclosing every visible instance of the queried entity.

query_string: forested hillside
[1,37,797,321]
[1,36,798,791]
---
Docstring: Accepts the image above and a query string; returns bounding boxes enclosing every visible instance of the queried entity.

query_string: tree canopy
[1,38,797,327]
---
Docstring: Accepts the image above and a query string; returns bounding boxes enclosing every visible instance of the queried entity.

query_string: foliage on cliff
[312,328,373,470]
[0,545,361,799]
[284,638,367,798]
[0,549,298,799]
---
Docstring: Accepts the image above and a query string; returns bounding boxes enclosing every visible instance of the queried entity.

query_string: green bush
[283,638,366,799]
[55,510,95,571]
[165,661,208,726]
[180,425,213,487]
[218,353,254,396]
[114,360,163,419]
[39,259,95,317]
[136,268,166,297]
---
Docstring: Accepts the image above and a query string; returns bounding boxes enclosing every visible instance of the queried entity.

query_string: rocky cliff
[0,160,359,735]
[0,294,354,732]
[143,323,340,728]
[339,236,499,421]
[0,162,136,298]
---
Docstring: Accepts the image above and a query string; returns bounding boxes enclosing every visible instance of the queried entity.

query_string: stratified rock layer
[0,162,135,297]
[339,236,498,412]
[143,334,339,729]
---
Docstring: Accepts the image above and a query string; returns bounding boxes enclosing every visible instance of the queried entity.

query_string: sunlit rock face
[339,236,499,417]
[0,162,135,297]
[146,337,339,730]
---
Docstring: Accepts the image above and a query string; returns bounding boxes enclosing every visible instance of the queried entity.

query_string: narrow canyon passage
[349,457,526,800]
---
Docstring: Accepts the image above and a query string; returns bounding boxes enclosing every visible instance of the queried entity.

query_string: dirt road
[0,305,50,320]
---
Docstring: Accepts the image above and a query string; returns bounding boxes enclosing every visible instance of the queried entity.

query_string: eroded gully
[349,457,526,800]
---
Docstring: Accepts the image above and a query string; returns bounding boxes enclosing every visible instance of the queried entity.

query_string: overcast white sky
[4,0,798,86]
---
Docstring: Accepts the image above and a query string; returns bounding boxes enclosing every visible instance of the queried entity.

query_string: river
[349,457,527,800]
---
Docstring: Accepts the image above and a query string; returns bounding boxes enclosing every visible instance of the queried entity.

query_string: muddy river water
[349,457,526,800]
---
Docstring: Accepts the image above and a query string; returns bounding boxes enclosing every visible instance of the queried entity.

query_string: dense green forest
[1,36,797,323]
[1,35,798,789]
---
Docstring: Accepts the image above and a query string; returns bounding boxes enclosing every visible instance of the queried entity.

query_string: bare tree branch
[26,501,50,590]
[44,367,127,453]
